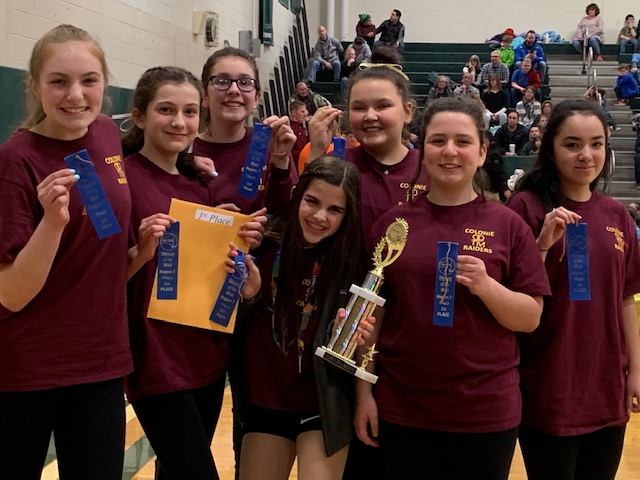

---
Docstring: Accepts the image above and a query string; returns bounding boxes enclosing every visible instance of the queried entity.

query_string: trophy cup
[315,218,409,384]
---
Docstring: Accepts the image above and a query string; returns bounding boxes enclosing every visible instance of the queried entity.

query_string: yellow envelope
[147,198,251,333]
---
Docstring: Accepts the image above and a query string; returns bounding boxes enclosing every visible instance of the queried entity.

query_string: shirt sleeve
[0,154,39,264]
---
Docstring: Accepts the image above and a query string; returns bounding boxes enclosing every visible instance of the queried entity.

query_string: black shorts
[244,404,322,442]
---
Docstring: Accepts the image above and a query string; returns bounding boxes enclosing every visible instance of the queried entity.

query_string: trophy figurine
[315,218,409,384]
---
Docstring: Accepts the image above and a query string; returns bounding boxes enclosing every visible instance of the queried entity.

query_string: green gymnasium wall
[0,65,133,143]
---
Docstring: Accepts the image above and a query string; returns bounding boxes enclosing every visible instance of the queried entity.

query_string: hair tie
[358,62,410,82]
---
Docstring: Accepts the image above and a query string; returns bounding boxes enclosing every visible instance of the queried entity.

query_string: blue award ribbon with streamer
[566,223,591,301]
[64,149,121,239]
[156,222,180,300]
[331,136,346,160]
[210,251,248,327]
[433,241,458,327]
[237,123,272,198]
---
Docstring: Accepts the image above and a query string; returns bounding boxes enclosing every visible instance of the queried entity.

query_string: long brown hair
[266,157,365,345]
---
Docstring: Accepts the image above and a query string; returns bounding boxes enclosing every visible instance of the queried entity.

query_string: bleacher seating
[309,41,557,108]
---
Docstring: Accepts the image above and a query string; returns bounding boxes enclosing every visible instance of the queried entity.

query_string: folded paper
[147,198,251,333]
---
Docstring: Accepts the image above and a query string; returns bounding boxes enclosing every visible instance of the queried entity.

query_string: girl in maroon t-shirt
[226,157,373,480]
[190,47,298,215]
[353,97,550,479]
[0,25,133,479]
[306,55,430,480]
[509,99,640,479]
[122,66,265,480]
[307,57,430,236]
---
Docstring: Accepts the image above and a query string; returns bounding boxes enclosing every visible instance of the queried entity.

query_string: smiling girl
[0,24,132,479]
[353,97,550,479]
[508,99,640,479]
[308,61,430,234]
[228,156,372,480]
[191,48,297,215]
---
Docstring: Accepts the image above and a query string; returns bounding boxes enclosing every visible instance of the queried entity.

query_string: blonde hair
[22,24,109,129]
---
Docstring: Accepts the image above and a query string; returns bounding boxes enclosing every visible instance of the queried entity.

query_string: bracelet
[271,151,289,157]
[538,246,550,252]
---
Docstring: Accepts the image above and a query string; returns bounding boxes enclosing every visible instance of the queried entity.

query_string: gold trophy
[315,218,409,384]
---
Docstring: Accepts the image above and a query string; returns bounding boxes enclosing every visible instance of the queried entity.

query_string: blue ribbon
[331,136,346,160]
[433,241,458,327]
[210,251,248,327]
[237,123,272,198]
[567,223,591,301]
[156,222,180,300]
[64,149,121,239]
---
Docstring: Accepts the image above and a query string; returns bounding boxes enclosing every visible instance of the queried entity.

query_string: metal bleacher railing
[258,0,311,119]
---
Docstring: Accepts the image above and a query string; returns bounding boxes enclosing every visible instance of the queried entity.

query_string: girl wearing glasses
[227,156,373,480]
[191,47,298,215]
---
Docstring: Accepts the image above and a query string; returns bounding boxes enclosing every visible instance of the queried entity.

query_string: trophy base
[315,347,378,384]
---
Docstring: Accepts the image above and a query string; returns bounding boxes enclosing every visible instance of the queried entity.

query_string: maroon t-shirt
[192,129,298,214]
[124,152,231,401]
[369,195,550,432]
[0,115,132,391]
[508,191,640,435]
[346,146,430,234]
[244,241,321,412]
[290,120,308,166]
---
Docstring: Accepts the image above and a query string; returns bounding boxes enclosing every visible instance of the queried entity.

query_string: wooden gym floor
[38,386,640,479]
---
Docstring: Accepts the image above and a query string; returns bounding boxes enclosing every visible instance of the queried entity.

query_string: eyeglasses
[208,76,257,92]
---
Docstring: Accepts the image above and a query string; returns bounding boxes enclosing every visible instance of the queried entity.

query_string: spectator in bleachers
[289,100,309,167]
[374,9,405,54]
[520,126,542,156]
[482,73,509,127]
[370,44,403,64]
[486,27,516,47]
[635,123,640,189]
[534,112,549,136]
[308,25,343,84]
[498,33,515,69]
[613,63,639,105]
[347,37,372,64]
[289,81,331,116]
[540,100,554,116]
[511,58,542,104]
[482,131,511,203]
[426,75,454,105]
[494,109,528,155]
[463,54,482,87]
[480,50,510,90]
[453,72,480,98]
[514,30,548,82]
[516,86,542,129]
[340,47,358,101]
[630,44,640,84]
[356,13,376,49]
[572,3,604,61]
[584,85,613,128]
[619,14,638,54]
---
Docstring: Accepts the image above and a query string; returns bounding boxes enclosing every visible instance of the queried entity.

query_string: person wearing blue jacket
[514,30,548,83]
[614,63,639,105]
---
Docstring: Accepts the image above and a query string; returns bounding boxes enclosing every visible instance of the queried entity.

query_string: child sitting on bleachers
[498,34,515,70]
[613,63,639,105]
